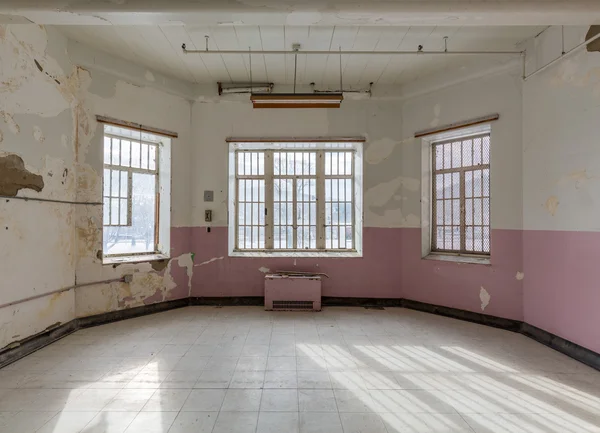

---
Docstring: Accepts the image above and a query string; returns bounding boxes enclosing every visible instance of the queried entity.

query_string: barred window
[102,124,170,258]
[432,133,490,255]
[231,142,362,254]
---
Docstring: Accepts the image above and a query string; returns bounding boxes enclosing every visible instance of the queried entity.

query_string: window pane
[465,171,473,198]
[104,137,111,164]
[120,171,128,198]
[121,140,131,167]
[140,143,149,169]
[120,198,127,225]
[451,141,461,168]
[473,138,482,165]
[103,198,110,223]
[482,136,490,164]
[131,141,141,168]
[103,169,110,197]
[462,140,472,166]
[435,145,443,170]
[111,170,120,196]
[148,144,156,170]
[111,139,120,165]
[110,198,119,225]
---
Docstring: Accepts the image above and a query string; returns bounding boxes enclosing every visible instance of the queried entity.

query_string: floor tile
[212,411,258,433]
[230,371,266,389]
[168,411,218,433]
[297,371,332,389]
[103,389,155,412]
[299,412,344,433]
[37,411,99,433]
[266,357,297,371]
[256,411,299,433]
[298,389,337,412]
[142,389,192,411]
[221,389,263,411]
[181,389,226,411]
[260,389,299,412]
[124,411,178,432]
[82,411,138,433]
[339,413,388,433]
[264,370,297,388]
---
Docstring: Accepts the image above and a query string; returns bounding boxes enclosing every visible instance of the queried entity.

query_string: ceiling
[57,25,545,87]
[2,1,600,25]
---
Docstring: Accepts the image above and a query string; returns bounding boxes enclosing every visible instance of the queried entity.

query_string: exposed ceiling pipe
[524,30,600,80]
[181,44,523,56]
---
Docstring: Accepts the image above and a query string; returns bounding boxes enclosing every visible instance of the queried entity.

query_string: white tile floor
[1,306,599,433]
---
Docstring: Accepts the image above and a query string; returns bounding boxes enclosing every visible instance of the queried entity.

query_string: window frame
[430,132,491,256]
[228,141,364,258]
[101,123,171,263]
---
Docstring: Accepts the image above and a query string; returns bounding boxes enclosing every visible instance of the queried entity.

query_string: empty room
[0,1,599,432]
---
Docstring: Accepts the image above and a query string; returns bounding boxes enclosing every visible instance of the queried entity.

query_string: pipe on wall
[0,277,127,310]
[524,30,600,80]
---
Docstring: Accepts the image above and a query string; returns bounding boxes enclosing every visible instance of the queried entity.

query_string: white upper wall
[522,26,600,231]
[402,66,524,231]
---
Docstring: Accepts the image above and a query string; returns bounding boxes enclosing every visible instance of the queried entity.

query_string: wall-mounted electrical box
[205,210,212,222]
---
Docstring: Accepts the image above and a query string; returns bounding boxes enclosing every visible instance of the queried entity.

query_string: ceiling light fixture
[247,43,344,109]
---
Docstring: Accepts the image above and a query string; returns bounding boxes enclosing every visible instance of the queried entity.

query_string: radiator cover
[264,274,322,311]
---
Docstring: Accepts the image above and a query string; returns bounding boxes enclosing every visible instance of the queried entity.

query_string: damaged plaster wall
[522,26,600,353]
[69,49,193,318]
[0,25,77,350]
[400,68,525,320]
[0,24,194,348]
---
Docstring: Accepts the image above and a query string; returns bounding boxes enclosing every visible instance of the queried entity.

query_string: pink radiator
[264,274,322,311]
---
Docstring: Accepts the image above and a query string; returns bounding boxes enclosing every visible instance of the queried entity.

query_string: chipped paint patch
[479,287,491,311]
[516,271,524,281]
[543,196,559,216]
[150,260,169,272]
[561,169,594,189]
[174,253,194,295]
[0,153,44,196]
[194,256,224,267]
[1,112,20,134]
[258,267,270,273]
[33,125,44,142]
[365,138,396,164]
[586,26,600,52]
[0,130,3,143]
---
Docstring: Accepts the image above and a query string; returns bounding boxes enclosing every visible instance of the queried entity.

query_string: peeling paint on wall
[258,267,270,273]
[516,271,524,281]
[32,125,44,142]
[479,286,491,311]
[560,169,594,189]
[195,256,224,267]
[586,26,600,52]
[543,196,559,216]
[1,112,20,134]
[365,137,397,164]
[0,153,44,196]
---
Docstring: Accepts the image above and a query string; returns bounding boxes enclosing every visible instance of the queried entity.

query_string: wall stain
[150,260,169,272]
[543,196,560,216]
[0,154,44,196]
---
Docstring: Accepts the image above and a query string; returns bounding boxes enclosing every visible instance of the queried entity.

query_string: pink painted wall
[523,231,600,354]
[186,227,403,299]
[175,226,523,321]
[401,229,524,321]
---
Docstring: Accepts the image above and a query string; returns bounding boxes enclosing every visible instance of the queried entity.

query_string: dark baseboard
[322,297,403,307]
[522,323,600,371]
[0,320,78,369]
[401,299,523,332]
[189,297,265,306]
[1,296,598,373]
[78,298,189,329]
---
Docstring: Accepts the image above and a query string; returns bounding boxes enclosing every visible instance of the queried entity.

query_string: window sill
[230,250,362,258]
[103,253,170,265]
[423,253,490,265]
